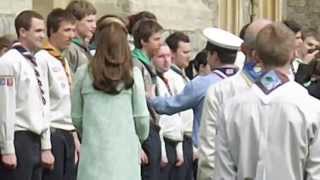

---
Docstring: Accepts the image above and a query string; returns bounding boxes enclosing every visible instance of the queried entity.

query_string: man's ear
[19,28,27,38]
[252,50,262,66]
[141,39,147,47]
[240,43,249,56]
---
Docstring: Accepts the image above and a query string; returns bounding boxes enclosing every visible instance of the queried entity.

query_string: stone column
[0,1,32,36]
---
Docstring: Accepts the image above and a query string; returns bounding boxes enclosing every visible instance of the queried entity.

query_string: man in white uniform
[0,10,54,180]
[152,44,184,180]
[35,8,79,180]
[197,19,272,180]
[215,22,320,180]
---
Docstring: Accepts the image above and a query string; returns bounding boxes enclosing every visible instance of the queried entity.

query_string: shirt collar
[72,37,89,51]
[42,40,63,60]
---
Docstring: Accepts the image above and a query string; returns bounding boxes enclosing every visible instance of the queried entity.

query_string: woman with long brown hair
[71,15,149,180]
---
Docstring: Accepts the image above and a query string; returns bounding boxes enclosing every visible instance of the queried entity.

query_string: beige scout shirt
[198,71,253,180]
[64,40,92,73]
[36,49,75,131]
[0,49,51,154]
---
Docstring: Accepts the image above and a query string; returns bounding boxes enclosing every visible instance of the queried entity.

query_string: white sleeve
[197,87,219,180]
[305,103,320,180]
[214,108,237,180]
[0,61,16,154]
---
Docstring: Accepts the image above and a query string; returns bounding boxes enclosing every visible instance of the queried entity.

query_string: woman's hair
[90,15,134,94]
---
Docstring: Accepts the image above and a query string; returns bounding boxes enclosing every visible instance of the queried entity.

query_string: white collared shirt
[36,50,75,131]
[0,49,51,154]
[156,75,184,141]
[215,80,320,180]
[165,68,194,137]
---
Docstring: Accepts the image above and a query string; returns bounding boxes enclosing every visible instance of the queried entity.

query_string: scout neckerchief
[132,48,157,84]
[212,66,239,79]
[170,64,189,83]
[43,40,72,87]
[132,48,151,65]
[255,70,289,95]
[242,61,263,82]
[157,72,173,96]
[72,38,90,54]
[11,41,46,105]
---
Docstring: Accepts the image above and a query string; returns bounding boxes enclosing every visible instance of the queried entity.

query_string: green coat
[71,65,149,180]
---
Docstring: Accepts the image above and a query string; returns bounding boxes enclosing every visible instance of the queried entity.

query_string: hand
[140,149,149,165]
[175,154,184,167]
[303,50,319,64]
[193,151,199,161]
[160,155,168,168]
[41,150,55,170]
[1,154,17,169]
[73,132,81,164]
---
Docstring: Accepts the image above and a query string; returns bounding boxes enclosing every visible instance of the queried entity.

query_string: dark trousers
[42,128,77,180]
[160,138,180,180]
[182,135,194,180]
[0,131,42,180]
[141,125,161,180]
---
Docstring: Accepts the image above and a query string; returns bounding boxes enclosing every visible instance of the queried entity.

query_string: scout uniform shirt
[35,41,75,131]
[198,62,260,180]
[0,48,51,154]
[167,65,194,139]
[215,70,320,180]
[156,73,184,161]
[64,38,92,73]
[132,48,159,126]
[149,66,238,148]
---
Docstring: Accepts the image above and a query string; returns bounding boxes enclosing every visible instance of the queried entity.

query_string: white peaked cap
[203,27,243,50]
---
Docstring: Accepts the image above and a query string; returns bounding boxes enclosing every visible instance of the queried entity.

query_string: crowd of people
[1,1,320,180]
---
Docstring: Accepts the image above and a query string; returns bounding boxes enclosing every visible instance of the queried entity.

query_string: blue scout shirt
[149,66,238,147]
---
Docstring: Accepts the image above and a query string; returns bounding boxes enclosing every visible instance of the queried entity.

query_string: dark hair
[15,10,44,37]
[193,50,208,72]
[0,34,16,50]
[66,0,96,21]
[256,23,295,67]
[205,42,237,64]
[127,11,157,34]
[282,20,302,34]
[132,19,163,49]
[302,28,320,41]
[239,23,250,40]
[47,8,76,37]
[165,32,190,52]
[90,15,133,94]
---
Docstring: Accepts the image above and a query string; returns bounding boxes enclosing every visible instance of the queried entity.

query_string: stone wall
[2,0,301,54]
[286,0,320,31]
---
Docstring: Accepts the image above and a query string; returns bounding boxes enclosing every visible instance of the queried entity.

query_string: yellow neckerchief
[43,40,72,88]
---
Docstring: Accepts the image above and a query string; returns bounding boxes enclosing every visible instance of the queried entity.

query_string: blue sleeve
[149,81,200,115]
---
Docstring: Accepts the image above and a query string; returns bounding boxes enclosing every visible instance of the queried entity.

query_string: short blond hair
[256,22,295,67]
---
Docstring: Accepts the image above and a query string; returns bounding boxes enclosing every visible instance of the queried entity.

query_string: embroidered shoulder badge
[0,76,14,87]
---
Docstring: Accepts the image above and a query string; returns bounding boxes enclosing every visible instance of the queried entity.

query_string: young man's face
[172,41,192,69]
[76,14,96,41]
[21,18,46,50]
[152,45,172,73]
[50,21,76,50]
[142,32,162,58]
[304,36,320,51]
